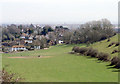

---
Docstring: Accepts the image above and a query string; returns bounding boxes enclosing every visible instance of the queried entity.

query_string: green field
[2,35,119,82]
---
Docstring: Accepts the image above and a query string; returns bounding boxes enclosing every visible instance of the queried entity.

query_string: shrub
[38,55,41,57]
[110,56,120,66]
[115,42,120,47]
[115,61,120,69]
[86,47,93,56]
[97,52,110,61]
[108,42,115,47]
[90,49,99,58]
[85,48,99,58]
[108,44,112,47]
[2,68,23,83]
[79,47,88,54]
[72,46,80,53]
[85,47,93,56]
[107,38,110,42]
[111,50,118,54]
[72,46,77,51]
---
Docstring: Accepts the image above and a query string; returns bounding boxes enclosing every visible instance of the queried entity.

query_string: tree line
[63,19,116,44]
[2,19,116,45]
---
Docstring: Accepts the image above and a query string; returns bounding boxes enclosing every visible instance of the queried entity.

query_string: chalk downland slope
[90,34,119,58]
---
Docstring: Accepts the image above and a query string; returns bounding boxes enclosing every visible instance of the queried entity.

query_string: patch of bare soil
[44,48,49,50]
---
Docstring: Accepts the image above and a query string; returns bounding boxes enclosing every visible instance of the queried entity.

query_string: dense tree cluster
[41,26,54,35]
[2,24,54,42]
[63,19,116,44]
[2,19,116,46]
[2,25,21,41]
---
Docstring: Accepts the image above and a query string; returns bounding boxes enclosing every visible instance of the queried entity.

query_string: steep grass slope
[90,34,119,58]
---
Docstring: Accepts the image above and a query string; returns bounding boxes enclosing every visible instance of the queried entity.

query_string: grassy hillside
[2,35,119,82]
[90,34,119,58]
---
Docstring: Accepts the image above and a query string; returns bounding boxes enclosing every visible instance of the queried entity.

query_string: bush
[72,46,77,51]
[79,47,88,54]
[2,68,23,83]
[111,50,118,54]
[107,38,110,42]
[108,42,115,47]
[85,48,99,58]
[115,61,120,69]
[97,52,111,61]
[38,55,41,57]
[72,46,80,53]
[115,42,120,47]
[90,49,99,58]
[110,56,120,66]
[85,47,94,56]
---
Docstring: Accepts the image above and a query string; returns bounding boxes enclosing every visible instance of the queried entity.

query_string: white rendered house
[11,45,27,51]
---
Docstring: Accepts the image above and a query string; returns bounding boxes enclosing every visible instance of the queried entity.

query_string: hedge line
[71,46,120,69]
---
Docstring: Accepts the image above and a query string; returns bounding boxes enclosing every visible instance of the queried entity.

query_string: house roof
[12,45,25,48]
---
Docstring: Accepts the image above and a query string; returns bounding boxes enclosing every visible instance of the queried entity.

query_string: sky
[0,0,119,24]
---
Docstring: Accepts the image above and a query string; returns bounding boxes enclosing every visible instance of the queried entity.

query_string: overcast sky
[0,0,119,24]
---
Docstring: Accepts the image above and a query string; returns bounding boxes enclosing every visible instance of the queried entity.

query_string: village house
[11,45,27,51]
[20,33,34,44]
